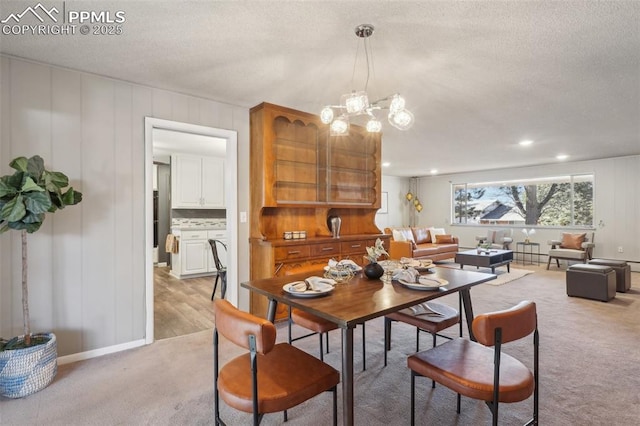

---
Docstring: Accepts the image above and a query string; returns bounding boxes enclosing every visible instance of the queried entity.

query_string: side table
[516,242,540,266]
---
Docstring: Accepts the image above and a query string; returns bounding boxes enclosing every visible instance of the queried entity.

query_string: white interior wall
[416,155,640,269]
[375,175,411,231]
[0,55,251,357]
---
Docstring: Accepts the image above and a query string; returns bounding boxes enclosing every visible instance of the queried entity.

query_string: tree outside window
[453,175,593,227]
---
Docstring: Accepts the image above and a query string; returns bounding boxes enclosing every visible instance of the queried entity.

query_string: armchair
[547,232,595,270]
[475,229,513,250]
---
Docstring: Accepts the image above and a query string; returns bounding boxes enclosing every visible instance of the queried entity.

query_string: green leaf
[21,176,45,193]
[26,155,45,179]
[8,220,42,233]
[22,211,44,224]
[0,194,26,222]
[44,170,69,190]
[24,191,52,214]
[61,187,82,206]
[0,176,18,198]
[9,157,28,172]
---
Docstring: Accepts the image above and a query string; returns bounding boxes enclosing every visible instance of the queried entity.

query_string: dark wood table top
[241,266,497,328]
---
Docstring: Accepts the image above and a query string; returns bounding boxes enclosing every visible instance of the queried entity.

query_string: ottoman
[566,264,616,302]
[589,259,631,292]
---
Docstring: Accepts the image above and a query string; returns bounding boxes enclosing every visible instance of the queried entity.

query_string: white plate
[398,276,449,290]
[283,281,334,298]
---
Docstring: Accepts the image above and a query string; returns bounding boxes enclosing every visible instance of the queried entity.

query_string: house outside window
[453,174,594,227]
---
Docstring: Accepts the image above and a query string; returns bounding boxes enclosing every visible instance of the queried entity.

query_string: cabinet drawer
[341,239,372,255]
[274,245,310,261]
[207,230,226,240]
[181,230,208,240]
[309,242,340,258]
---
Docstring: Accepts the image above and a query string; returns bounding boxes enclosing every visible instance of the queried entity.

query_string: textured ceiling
[1,1,639,176]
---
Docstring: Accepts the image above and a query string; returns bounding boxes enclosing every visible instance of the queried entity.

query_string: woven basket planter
[0,332,58,398]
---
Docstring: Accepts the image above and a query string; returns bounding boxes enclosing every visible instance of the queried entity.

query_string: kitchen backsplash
[172,218,226,228]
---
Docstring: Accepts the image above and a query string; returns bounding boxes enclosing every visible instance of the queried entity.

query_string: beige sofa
[384,226,459,261]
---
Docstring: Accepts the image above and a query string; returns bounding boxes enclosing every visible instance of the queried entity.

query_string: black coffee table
[455,249,514,273]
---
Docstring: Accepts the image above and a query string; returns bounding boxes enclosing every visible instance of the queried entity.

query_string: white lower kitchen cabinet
[170,228,227,279]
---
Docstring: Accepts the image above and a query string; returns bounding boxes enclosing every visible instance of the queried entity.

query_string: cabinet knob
[351,244,361,248]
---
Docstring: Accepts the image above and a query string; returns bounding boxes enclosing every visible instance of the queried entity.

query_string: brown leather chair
[384,298,462,373]
[407,300,539,426]
[213,299,339,426]
[285,264,368,369]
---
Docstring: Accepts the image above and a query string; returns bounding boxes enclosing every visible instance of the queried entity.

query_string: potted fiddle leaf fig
[0,155,82,398]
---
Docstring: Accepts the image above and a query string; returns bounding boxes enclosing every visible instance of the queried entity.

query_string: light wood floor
[154,266,218,340]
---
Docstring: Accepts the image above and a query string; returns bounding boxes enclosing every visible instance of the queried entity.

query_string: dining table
[241,265,497,426]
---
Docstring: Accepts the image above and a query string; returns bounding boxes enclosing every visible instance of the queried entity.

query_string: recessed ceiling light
[430,169,438,175]
[382,162,390,167]
[519,140,534,146]
[556,154,568,160]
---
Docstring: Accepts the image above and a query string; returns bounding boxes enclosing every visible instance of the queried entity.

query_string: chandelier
[320,24,415,136]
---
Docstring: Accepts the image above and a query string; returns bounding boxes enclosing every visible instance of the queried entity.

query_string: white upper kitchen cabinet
[171,154,225,208]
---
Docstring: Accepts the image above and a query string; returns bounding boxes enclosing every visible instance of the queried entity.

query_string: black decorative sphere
[363,262,384,280]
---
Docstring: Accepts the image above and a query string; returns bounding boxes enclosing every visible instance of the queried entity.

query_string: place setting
[392,266,448,291]
[283,276,337,298]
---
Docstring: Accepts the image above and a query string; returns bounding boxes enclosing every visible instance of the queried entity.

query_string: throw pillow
[435,234,454,244]
[392,229,406,242]
[429,227,446,241]
[560,232,586,250]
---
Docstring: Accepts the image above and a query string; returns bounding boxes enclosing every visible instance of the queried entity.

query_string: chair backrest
[214,299,276,354]
[472,300,537,346]
[208,239,227,272]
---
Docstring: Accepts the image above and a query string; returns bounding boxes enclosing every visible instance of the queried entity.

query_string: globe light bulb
[320,106,334,124]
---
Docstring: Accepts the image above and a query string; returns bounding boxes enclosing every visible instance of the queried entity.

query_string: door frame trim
[144,117,238,344]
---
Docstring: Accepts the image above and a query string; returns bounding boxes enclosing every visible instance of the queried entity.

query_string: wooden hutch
[249,102,390,319]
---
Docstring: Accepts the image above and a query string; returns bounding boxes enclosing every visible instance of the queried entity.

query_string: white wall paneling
[0,55,250,358]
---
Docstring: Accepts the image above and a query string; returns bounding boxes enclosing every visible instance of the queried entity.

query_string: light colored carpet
[484,268,534,286]
[2,265,640,425]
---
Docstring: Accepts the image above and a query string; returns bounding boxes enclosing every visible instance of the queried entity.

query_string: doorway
[144,118,238,344]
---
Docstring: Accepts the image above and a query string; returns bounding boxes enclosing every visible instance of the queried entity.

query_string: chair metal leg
[546,256,552,270]
[456,393,461,414]
[361,322,366,371]
[410,371,416,426]
[318,332,324,362]
[211,274,219,300]
[332,386,338,426]
[384,318,392,366]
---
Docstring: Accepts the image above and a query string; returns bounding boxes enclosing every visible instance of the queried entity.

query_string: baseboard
[57,338,147,366]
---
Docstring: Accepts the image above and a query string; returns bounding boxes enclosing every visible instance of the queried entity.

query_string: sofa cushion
[485,229,496,243]
[561,233,586,250]
[392,229,406,242]
[435,234,455,244]
[493,229,506,243]
[429,227,446,241]
[412,245,441,257]
[412,227,431,244]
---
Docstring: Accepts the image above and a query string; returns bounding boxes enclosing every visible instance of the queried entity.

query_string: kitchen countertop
[171,218,226,231]
[171,225,226,231]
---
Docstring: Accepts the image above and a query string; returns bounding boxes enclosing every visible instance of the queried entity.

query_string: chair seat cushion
[407,338,534,403]
[548,248,586,260]
[386,302,460,334]
[291,309,339,333]
[218,343,340,414]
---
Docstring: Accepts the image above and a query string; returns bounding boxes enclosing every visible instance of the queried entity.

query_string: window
[453,174,594,227]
